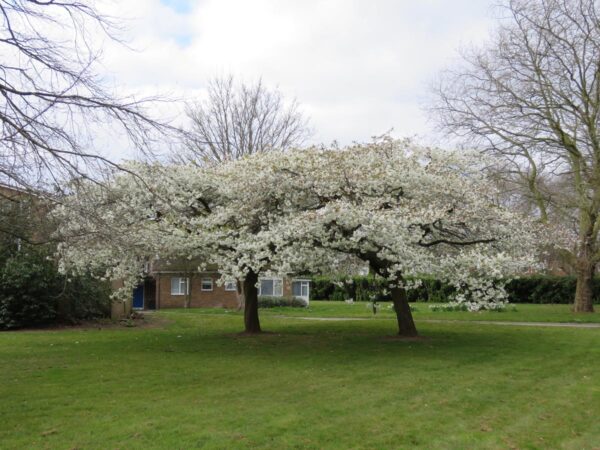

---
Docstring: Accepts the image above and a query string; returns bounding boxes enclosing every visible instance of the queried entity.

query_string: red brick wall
[156,273,239,309]
[154,273,309,309]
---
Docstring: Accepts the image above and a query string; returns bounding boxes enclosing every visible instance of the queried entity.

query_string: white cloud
[96,0,495,157]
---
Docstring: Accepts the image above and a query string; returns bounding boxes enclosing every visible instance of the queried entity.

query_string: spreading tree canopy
[55,139,542,336]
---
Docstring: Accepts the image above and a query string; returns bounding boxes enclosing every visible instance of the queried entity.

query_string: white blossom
[54,138,550,313]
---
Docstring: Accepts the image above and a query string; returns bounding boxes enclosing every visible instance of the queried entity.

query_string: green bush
[0,250,60,329]
[309,276,337,300]
[310,275,455,303]
[505,276,593,304]
[258,296,308,308]
[412,277,457,303]
[57,273,111,322]
[311,276,392,302]
[310,274,599,304]
[0,248,110,330]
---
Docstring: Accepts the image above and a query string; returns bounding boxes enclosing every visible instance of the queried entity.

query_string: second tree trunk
[242,270,262,333]
[574,259,595,312]
[391,287,418,337]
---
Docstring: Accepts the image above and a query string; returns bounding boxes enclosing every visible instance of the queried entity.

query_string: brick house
[131,259,310,311]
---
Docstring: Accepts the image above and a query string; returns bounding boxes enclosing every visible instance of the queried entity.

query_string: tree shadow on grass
[156,317,586,371]
[32,312,588,373]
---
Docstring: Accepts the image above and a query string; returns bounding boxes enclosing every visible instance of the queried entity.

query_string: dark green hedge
[0,248,111,330]
[310,275,599,305]
[503,276,599,304]
[310,275,456,303]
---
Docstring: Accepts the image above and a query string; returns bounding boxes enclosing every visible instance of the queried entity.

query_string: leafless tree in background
[0,0,175,196]
[431,0,600,312]
[178,76,310,311]
[180,76,310,165]
[487,164,580,274]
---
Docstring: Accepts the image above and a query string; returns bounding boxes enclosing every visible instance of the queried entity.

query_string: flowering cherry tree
[55,138,542,336]
[55,161,323,333]
[53,163,212,297]
[219,138,541,336]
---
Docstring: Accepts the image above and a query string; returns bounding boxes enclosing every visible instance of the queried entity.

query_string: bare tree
[0,0,175,194]
[488,164,580,274]
[180,76,310,165]
[431,0,600,312]
[175,76,309,314]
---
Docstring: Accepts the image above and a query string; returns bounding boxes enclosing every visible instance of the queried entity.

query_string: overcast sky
[98,0,496,152]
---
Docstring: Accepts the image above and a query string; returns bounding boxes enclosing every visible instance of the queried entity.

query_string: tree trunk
[391,287,418,337]
[574,259,595,312]
[573,227,596,312]
[243,270,262,333]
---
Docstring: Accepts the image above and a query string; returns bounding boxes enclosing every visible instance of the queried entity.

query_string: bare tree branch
[179,75,311,165]
[0,0,179,195]
[430,0,600,311]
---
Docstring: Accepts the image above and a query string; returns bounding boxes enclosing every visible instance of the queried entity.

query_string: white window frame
[224,280,237,291]
[292,279,310,301]
[171,277,189,296]
[201,277,214,291]
[301,281,309,297]
[258,278,284,297]
[296,281,310,298]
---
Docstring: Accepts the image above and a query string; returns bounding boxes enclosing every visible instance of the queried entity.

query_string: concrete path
[273,315,600,329]
[420,319,600,329]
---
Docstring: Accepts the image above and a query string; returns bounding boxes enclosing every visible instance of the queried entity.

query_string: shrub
[310,275,455,302]
[258,296,308,308]
[310,274,599,304]
[310,276,336,300]
[505,276,584,304]
[0,250,60,329]
[58,274,111,322]
[0,248,111,330]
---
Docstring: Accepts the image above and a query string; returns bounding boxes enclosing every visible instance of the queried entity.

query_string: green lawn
[177,301,600,324]
[1,305,600,449]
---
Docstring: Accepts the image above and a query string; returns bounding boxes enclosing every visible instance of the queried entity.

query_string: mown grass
[174,301,600,324]
[1,306,599,449]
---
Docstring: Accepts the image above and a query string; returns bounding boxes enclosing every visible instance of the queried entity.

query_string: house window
[259,278,283,297]
[171,277,188,296]
[292,280,310,299]
[201,278,213,291]
[224,280,237,291]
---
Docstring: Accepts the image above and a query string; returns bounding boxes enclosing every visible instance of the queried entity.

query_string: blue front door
[133,285,144,309]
